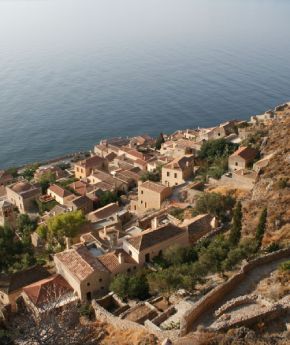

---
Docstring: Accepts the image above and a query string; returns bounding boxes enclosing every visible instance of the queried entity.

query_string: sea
[1,0,290,169]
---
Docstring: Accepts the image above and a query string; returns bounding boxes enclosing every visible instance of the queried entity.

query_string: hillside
[242,109,290,246]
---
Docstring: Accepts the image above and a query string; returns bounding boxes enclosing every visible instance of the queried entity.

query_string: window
[129,250,132,256]
[145,253,150,262]
[127,268,131,273]
[174,173,177,178]
[133,266,136,270]
[86,292,92,301]
[167,172,170,177]
[141,200,143,204]
[141,190,143,194]
[99,278,102,282]
[87,282,90,287]
[145,202,147,208]
[235,162,238,166]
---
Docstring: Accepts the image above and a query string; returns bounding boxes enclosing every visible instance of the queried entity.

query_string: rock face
[242,113,290,246]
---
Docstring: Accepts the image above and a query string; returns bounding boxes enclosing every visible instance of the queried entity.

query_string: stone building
[122,223,188,265]
[74,155,108,180]
[130,181,171,214]
[0,200,16,228]
[228,146,259,172]
[47,184,74,205]
[6,181,41,214]
[54,244,110,302]
[162,155,194,187]
[0,265,50,312]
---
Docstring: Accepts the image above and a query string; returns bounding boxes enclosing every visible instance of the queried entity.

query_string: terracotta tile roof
[91,170,117,186]
[23,274,73,306]
[69,195,93,208]
[69,180,94,196]
[0,265,51,294]
[164,155,194,170]
[126,223,185,251]
[77,155,106,168]
[98,249,137,273]
[230,146,258,161]
[10,181,36,194]
[175,139,197,149]
[134,159,147,168]
[80,232,98,243]
[55,245,108,282]
[48,184,72,198]
[94,181,115,192]
[140,181,169,194]
[87,202,119,222]
[105,152,117,162]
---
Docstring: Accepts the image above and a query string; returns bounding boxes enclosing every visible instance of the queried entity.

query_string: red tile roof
[98,249,137,273]
[165,155,194,170]
[77,155,106,168]
[23,274,73,306]
[55,245,108,282]
[48,184,72,198]
[230,146,258,161]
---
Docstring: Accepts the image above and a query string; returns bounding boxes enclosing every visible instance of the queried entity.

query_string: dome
[12,181,32,193]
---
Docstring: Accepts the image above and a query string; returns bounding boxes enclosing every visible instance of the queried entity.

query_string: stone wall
[212,295,290,331]
[180,248,290,336]
[92,299,179,341]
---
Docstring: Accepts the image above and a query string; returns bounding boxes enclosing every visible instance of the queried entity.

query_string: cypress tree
[229,201,242,246]
[255,208,267,248]
[155,133,165,150]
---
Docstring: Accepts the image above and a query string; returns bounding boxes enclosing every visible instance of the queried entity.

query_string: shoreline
[2,101,289,172]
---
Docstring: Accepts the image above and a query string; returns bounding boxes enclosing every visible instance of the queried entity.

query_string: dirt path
[190,255,289,330]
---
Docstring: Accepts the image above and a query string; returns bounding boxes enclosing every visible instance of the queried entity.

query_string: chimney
[65,237,71,250]
[151,217,158,230]
[118,252,124,264]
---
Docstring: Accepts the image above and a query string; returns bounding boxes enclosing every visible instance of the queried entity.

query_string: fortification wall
[180,248,290,336]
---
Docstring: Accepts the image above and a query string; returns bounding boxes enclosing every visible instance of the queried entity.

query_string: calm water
[1,0,290,168]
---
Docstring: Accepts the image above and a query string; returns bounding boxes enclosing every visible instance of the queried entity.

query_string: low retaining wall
[180,247,290,336]
[212,296,290,331]
[151,306,176,327]
[92,299,179,341]
[92,300,146,333]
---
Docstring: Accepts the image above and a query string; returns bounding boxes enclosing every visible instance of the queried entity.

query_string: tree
[255,208,267,248]
[140,170,161,182]
[198,139,237,161]
[110,272,149,300]
[163,245,198,266]
[194,192,235,221]
[99,191,119,207]
[0,225,35,273]
[39,210,85,244]
[229,201,242,246]
[128,272,149,300]
[21,163,40,181]
[109,274,129,300]
[155,133,165,150]
[5,167,18,178]
[39,172,56,194]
